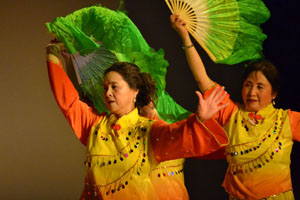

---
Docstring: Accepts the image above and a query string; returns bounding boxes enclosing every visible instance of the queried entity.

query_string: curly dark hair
[104,62,157,109]
[243,59,280,95]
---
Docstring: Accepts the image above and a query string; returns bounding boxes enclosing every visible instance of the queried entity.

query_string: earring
[272,99,275,106]
[134,97,136,103]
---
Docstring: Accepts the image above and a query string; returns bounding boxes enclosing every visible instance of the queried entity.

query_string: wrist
[47,53,60,65]
[182,36,194,50]
[182,43,194,50]
[195,114,206,123]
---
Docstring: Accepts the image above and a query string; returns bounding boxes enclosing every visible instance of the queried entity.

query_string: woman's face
[103,71,139,118]
[242,71,276,112]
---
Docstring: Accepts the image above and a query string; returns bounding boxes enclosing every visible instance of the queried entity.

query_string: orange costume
[204,85,300,200]
[47,60,228,200]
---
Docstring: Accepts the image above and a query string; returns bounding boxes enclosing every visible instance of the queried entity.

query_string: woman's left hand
[46,39,65,56]
[140,101,158,120]
[195,87,229,122]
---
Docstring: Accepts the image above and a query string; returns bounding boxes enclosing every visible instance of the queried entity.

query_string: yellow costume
[204,85,300,200]
[47,60,228,199]
[81,108,187,199]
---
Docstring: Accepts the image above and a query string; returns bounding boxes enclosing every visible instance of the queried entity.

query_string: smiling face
[242,71,277,112]
[103,71,139,118]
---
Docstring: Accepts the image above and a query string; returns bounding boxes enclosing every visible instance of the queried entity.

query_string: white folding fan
[165,0,270,65]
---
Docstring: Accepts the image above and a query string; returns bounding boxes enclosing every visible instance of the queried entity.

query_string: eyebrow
[104,81,119,85]
[257,83,264,85]
[245,80,265,85]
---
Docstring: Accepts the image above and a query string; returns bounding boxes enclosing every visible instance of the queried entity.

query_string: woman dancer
[171,14,300,200]
[46,41,228,199]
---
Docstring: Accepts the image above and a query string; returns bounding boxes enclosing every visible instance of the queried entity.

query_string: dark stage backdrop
[0,0,298,199]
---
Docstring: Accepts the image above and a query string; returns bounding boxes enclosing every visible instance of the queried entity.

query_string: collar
[242,103,275,121]
[108,108,140,131]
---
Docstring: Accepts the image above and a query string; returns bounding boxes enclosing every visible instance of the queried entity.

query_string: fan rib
[190,30,216,61]
[165,0,174,14]
[174,0,179,14]
[71,55,83,85]
[180,1,190,14]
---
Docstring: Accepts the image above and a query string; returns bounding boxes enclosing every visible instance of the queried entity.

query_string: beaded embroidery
[84,112,153,196]
[226,107,287,175]
[150,160,185,178]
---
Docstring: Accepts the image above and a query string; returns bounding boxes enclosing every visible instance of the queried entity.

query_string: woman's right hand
[170,14,189,40]
[170,14,214,92]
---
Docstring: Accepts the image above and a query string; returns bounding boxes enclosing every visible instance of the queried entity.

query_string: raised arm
[151,87,228,162]
[170,14,214,92]
[46,41,101,145]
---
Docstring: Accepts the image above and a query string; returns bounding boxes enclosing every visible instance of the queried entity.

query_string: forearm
[47,59,101,144]
[182,35,214,92]
[47,53,60,65]
[47,60,79,113]
[171,14,214,92]
[150,114,228,162]
[46,42,79,113]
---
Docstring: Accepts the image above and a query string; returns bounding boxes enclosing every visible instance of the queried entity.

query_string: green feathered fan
[46,5,191,124]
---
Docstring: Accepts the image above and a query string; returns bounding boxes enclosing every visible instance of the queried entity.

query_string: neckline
[109,108,140,130]
[241,103,275,118]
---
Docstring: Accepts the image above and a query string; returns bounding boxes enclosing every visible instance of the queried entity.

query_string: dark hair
[243,59,280,94]
[104,62,157,109]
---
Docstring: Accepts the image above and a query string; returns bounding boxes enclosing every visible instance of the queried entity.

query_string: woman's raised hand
[46,39,65,56]
[170,14,189,40]
[195,87,229,122]
[46,39,68,64]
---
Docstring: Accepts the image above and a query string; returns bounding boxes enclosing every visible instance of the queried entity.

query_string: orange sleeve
[150,114,228,162]
[288,110,300,141]
[203,84,238,126]
[198,147,227,160]
[152,113,160,121]
[47,60,102,145]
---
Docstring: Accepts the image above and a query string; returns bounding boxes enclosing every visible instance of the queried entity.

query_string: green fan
[165,0,270,64]
[46,5,191,124]
[71,45,118,114]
